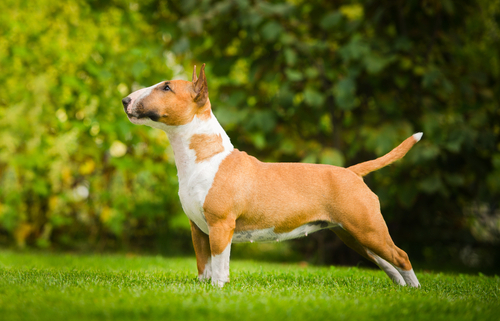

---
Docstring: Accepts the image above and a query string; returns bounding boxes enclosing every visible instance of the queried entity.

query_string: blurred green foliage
[155,0,500,268]
[0,0,186,251]
[1,0,499,269]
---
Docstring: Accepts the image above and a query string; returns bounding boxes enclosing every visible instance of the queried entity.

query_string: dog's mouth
[127,113,152,125]
[126,113,142,119]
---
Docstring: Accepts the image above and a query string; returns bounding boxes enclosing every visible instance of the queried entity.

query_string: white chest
[177,151,231,235]
[157,114,233,235]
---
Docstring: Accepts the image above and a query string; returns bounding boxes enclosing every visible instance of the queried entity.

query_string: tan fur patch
[130,70,212,126]
[189,133,224,163]
[203,150,347,234]
[138,80,205,126]
[196,101,212,121]
[207,222,235,255]
[203,149,413,270]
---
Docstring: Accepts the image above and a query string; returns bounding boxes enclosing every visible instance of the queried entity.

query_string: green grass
[0,251,498,321]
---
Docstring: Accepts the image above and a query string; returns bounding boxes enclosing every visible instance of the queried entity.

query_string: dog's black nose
[122,97,132,112]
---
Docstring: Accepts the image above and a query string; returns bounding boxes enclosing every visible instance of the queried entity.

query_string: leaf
[320,148,345,167]
[445,174,465,186]
[320,11,342,30]
[363,54,395,74]
[303,87,325,108]
[250,132,266,150]
[257,2,294,17]
[261,21,283,41]
[169,213,192,231]
[284,48,297,66]
[339,35,369,62]
[172,37,190,53]
[301,153,318,164]
[333,77,357,110]
[419,174,445,194]
[246,110,276,133]
[285,68,303,82]
[339,4,364,21]
[422,68,440,88]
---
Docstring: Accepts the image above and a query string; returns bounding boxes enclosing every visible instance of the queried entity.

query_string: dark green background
[0,0,499,272]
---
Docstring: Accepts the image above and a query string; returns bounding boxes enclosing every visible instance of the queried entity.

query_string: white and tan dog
[122,64,422,288]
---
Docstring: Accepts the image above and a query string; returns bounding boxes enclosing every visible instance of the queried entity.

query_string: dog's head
[122,64,210,128]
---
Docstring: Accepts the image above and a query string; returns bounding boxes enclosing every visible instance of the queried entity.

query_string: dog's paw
[396,268,421,288]
[198,274,211,282]
[198,269,212,282]
[211,278,228,288]
[198,261,212,282]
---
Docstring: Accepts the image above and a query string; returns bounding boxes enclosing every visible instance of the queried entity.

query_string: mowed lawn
[0,251,498,321]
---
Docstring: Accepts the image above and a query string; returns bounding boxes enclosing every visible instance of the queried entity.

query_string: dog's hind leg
[332,187,420,288]
[342,212,421,288]
[361,233,420,287]
[331,226,406,286]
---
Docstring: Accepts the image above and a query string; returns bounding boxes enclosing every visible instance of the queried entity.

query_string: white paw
[396,268,421,288]
[211,278,227,288]
[198,274,211,282]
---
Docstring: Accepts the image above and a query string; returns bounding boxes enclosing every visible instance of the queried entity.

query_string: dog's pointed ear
[193,63,208,107]
[192,65,198,83]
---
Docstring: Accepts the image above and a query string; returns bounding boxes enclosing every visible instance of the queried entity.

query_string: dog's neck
[155,111,234,183]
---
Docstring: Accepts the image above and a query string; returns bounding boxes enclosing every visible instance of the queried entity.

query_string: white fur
[136,114,233,234]
[396,267,420,288]
[413,132,423,142]
[126,82,162,111]
[232,222,338,243]
[211,242,231,287]
[127,87,233,229]
[198,258,212,282]
[160,114,233,234]
[126,86,234,233]
[366,249,406,286]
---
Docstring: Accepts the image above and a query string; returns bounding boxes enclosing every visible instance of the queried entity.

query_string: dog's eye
[163,84,171,91]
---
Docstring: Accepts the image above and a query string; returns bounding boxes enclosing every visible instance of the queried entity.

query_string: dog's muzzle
[122,97,132,113]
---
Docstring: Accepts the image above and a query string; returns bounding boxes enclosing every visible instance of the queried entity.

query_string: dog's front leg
[208,220,235,287]
[189,220,212,282]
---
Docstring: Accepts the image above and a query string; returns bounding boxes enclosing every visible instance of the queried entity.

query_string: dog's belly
[232,221,338,243]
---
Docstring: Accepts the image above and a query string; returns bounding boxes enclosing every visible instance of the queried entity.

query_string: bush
[0,0,186,250]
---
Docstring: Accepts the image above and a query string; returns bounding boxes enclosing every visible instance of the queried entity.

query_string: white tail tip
[413,132,423,142]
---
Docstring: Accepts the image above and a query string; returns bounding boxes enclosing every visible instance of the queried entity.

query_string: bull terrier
[122,64,422,288]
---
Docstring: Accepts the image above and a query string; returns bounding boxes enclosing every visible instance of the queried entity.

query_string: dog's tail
[348,132,423,177]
